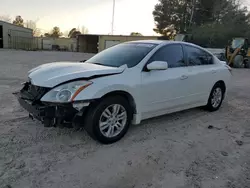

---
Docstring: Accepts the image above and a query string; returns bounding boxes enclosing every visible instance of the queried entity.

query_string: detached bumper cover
[14,81,92,127]
[17,94,44,121]
[15,92,80,126]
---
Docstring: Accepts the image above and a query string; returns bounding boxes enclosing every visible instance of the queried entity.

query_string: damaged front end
[14,81,89,128]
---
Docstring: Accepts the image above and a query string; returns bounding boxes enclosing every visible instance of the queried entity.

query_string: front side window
[185,45,213,66]
[85,43,157,68]
[148,44,186,68]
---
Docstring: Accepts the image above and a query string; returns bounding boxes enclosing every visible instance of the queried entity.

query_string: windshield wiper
[88,62,117,67]
[82,61,105,66]
[93,63,114,67]
[93,63,105,66]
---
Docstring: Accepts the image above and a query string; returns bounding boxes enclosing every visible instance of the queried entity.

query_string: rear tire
[206,83,225,112]
[84,96,132,144]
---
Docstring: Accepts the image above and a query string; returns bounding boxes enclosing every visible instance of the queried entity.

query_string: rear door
[183,44,218,104]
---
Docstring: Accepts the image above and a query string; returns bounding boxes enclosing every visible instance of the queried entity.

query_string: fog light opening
[73,102,90,111]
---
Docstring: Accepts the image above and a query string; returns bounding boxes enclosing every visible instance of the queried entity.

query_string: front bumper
[15,92,86,127]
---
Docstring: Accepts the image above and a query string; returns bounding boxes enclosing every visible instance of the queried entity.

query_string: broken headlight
[41,80,92,103]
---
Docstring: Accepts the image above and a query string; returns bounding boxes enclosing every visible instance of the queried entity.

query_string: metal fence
[7,29,38,50]
[8,36,39,50]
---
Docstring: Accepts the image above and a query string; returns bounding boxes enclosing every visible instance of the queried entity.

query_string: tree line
[153,0,250,47]
[4,0,248,46]
[44,26,89,38]
[0,15,89,38]
[0,15,143,37]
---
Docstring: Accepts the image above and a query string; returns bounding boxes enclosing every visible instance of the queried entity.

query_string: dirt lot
[0,50,250,188]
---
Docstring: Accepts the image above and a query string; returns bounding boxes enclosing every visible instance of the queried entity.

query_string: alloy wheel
[211,88,222,108]
[99,104,127,138]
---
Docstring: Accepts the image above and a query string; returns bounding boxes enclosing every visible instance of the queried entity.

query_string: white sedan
[15,40,232,144]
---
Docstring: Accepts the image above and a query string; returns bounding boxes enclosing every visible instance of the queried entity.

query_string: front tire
[84,96,132,144]
[234,55,244,68]
[206,83,225,112]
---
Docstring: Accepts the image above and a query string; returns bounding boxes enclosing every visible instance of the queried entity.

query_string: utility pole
[189,0,195,28]
[111,0,115,35]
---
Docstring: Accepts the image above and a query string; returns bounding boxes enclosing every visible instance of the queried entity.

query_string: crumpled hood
[28,62,125,87]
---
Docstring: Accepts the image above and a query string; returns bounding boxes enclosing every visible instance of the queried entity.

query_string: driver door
[140,44,190,119]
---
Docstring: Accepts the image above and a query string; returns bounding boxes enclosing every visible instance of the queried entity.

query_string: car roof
[126,40,169,45]
[126,40,198,47]
[126,40,166,44]
[126,40,214,55]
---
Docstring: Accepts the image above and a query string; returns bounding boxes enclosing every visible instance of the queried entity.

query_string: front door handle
[180,75,188,80]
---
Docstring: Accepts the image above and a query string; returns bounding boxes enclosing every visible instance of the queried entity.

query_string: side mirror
[147,61,168,71]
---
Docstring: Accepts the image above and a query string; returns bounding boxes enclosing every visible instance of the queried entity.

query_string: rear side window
[185,45,214,66]
[148,44,186,68]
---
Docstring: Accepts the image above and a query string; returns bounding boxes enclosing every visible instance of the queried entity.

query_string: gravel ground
[0,50,250,188]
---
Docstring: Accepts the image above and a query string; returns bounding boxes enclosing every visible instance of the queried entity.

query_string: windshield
[231,38,245,49]
[85,43,157,68]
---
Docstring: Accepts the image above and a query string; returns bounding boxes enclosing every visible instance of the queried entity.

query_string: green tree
[43,27,62,38]
[153,0,194,35]
[153,0,250,47]
[191,0,250,47]
[68,28,81,38]
[44,33,51,37]
[13,15,24,27]
[44,27,62,38]
[51,26,62,38]
[130,32,143,36]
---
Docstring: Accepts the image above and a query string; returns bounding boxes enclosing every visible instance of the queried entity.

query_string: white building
[0,20,33,49]
[36,37,77,51]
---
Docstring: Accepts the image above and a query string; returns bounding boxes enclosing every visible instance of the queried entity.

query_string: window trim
[142,43,187,71]
[183,44,214,66]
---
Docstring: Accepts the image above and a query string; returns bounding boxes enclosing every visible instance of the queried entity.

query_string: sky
[0,0,159,35]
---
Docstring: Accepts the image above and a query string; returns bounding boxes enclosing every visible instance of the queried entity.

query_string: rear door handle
[180,75,188,80]
[212,70,217,74]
